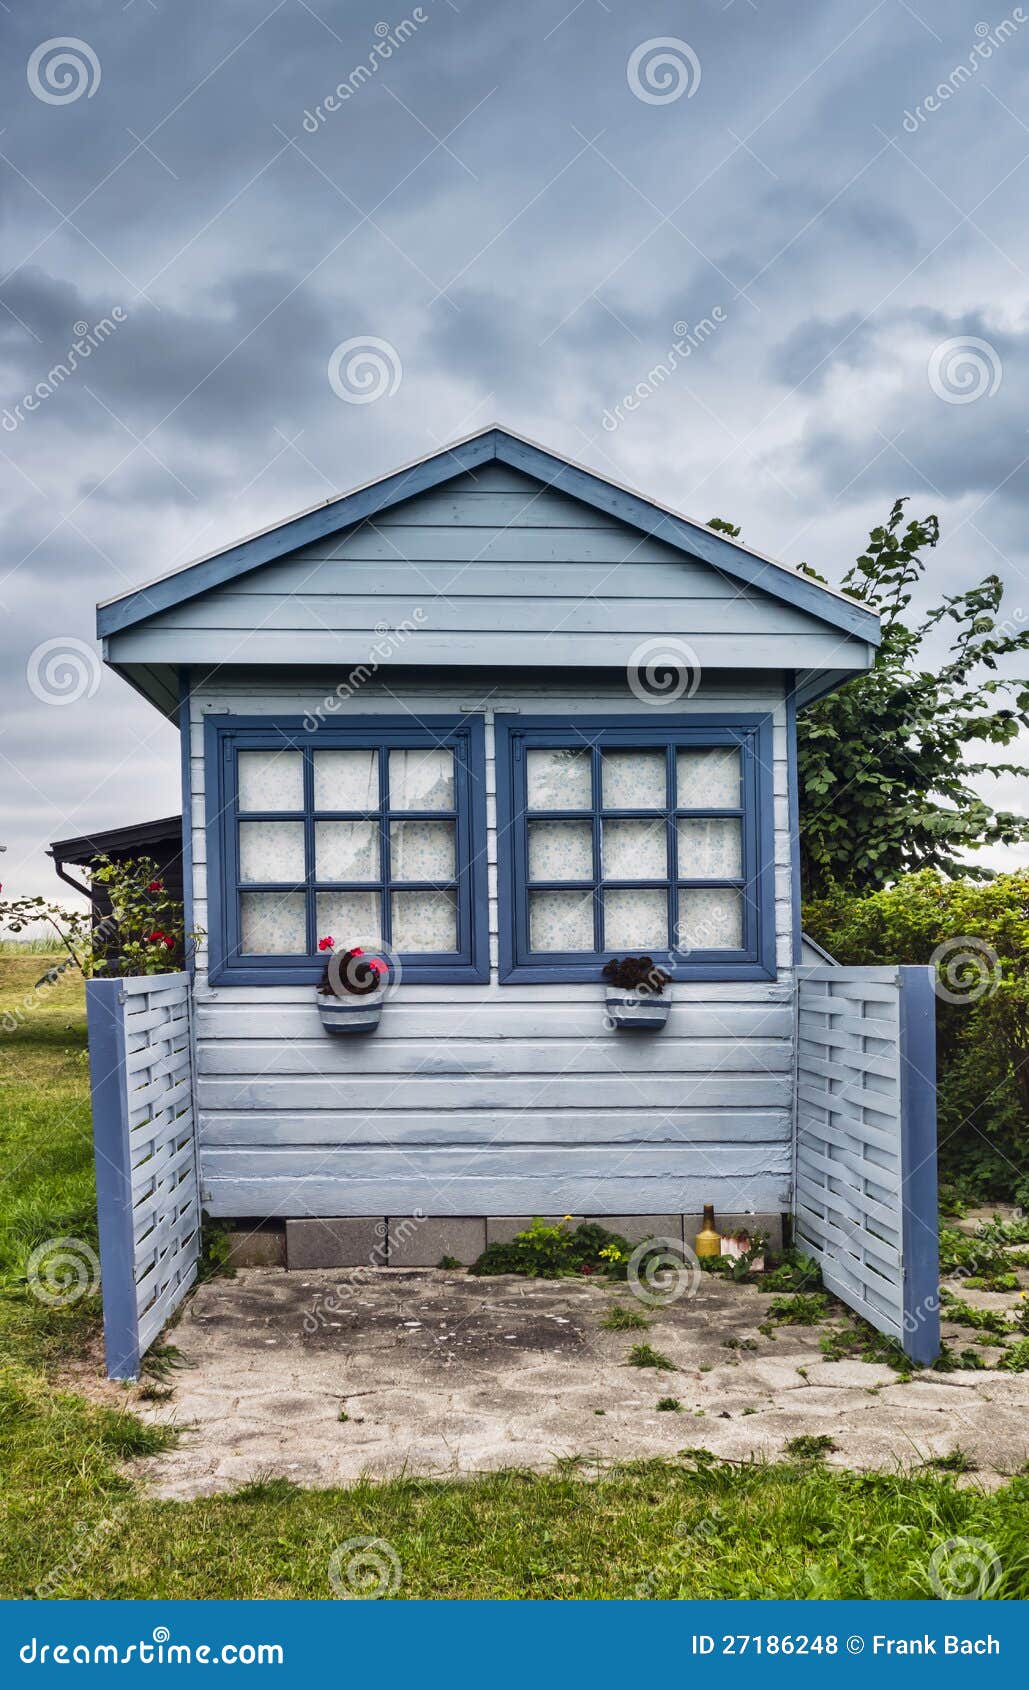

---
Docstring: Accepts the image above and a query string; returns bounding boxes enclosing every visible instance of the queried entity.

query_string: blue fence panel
[85,972,200,1380]
[795,965,939,1366]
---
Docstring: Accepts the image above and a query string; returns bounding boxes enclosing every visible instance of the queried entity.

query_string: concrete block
[286,1217,386,1270]
[224,1227,286,1269]
[485,1216,584,1246]
[682,1213,785,1257]
[584,1215,684,1246]
[388,1216,486,1267]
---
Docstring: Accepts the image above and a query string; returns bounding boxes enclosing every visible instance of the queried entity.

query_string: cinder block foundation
[387,1216,486,1266]
[280,1213,786,1268]
[285,1217,386,1269]
[223,1226,286,1269]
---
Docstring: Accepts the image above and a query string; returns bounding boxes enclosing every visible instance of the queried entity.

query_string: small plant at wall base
[470,1216,633,1278]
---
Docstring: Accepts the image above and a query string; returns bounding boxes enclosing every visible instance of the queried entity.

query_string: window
[495,716,776,983]
[205,716,488,984]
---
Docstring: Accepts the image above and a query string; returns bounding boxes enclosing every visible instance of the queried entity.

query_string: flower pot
[604,986,671,1030]
[316,990,384,1034]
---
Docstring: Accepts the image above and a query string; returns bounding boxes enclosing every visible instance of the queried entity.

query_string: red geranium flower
[318,936,334,952]
[368,957,387,974]
[147,879,164,892]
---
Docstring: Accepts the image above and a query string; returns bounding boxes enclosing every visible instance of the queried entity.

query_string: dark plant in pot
[602,955,672,1030]
[315,938,389,1034]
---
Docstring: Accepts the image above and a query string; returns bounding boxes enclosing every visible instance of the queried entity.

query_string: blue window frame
[205,714,489,985]
[495,714,777,984]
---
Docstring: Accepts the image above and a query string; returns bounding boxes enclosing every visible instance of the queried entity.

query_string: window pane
[240,891,306,954]
[238,750,303,812]
[677,888,743,950]
[528,821,593,882]
[526,748,592,811]
[603,817,667,880]
[601,749,666,810]
[388,747,455,811]
[602,888,668,951]
[313,748,378,811]
[529,890,594,952]
[315,890,382,947]
[238,821,305,885]
[677,817,742,879]
[391,890,458,952]
[316,820,379,882]
[389,821,455,882]
[677,747,740,809]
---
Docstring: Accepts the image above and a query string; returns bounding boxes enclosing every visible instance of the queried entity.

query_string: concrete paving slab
[134,1267,1029,1499]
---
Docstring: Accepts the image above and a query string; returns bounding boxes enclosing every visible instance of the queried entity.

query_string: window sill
[207,959,490,987]
[498,960,778,985]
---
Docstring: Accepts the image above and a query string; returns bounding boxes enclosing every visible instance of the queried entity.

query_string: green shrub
[469,1217,632,1279]
[805,870,1029,1204]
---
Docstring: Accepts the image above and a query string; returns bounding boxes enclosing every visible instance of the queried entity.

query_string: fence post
[898,964,940,1367]
[85,977,141,1381]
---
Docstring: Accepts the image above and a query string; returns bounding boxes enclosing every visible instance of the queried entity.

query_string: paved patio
[131,1266,1029,1497]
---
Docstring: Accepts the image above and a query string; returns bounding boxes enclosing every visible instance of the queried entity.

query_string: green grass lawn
[2,953,1028,1601]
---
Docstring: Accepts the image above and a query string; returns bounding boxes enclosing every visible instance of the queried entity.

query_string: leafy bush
[0,854,197,978]
[805,870,1029,1204]
[469,1217,632,1279]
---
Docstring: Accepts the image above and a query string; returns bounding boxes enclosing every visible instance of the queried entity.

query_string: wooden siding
[111,465,870,673]
[189,674,796,1218]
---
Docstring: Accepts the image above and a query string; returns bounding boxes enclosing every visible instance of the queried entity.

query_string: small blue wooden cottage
[91,427,939,1374]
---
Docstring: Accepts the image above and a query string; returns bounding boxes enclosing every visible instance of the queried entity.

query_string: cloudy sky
[3,0,1028,900]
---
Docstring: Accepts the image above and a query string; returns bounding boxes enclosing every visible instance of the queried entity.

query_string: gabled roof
[97,426,880,646]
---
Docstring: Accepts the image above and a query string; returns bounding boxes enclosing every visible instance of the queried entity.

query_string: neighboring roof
[97,426,881,647]
[50,816,183,865]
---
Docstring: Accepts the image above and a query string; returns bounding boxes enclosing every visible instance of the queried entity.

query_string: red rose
[147,929,166,943]
[318,936,334,952]
[147,879,164,892]
[164,936,175,949]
